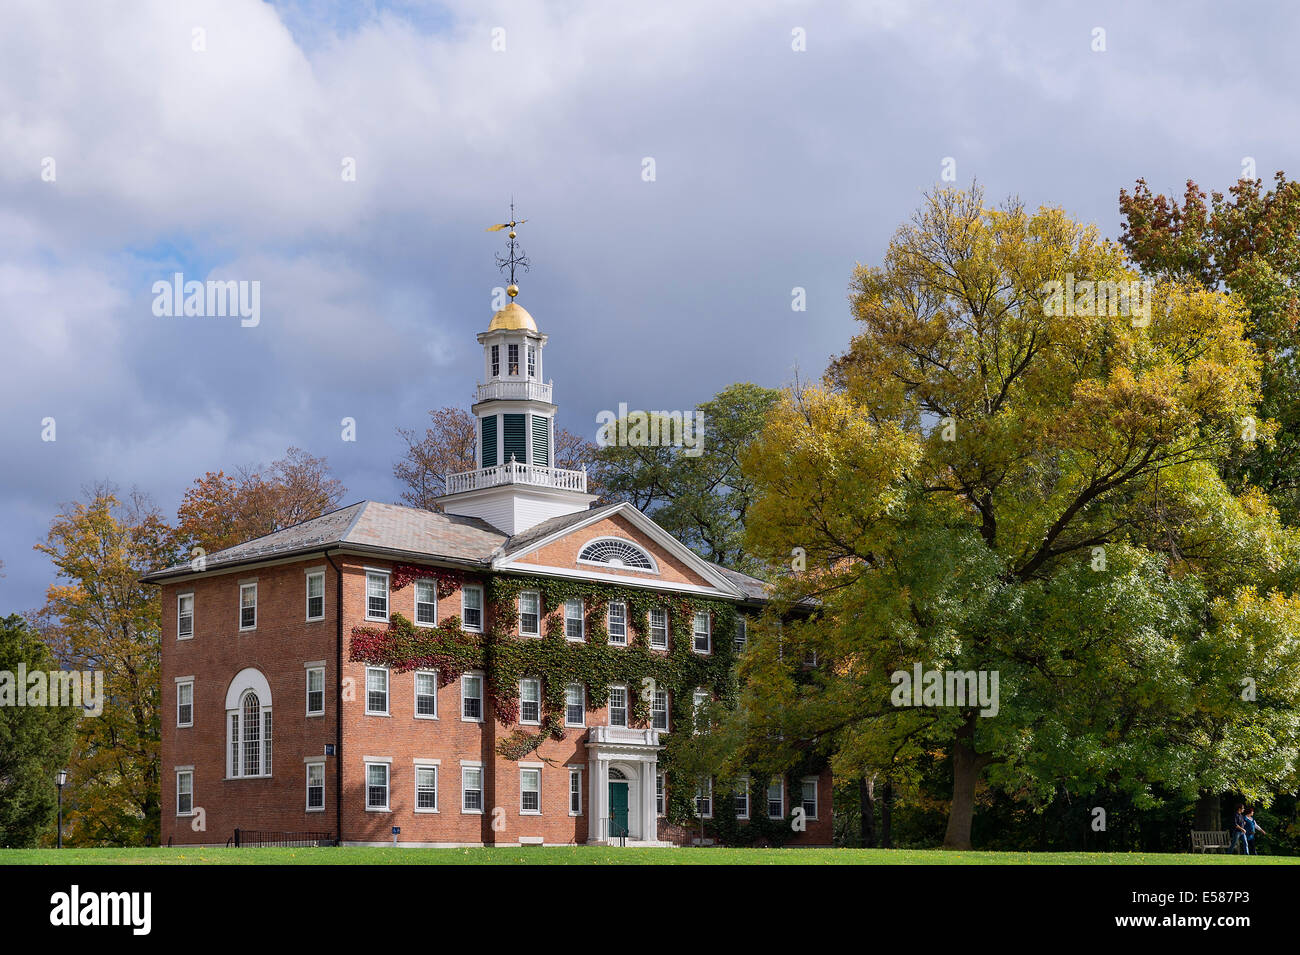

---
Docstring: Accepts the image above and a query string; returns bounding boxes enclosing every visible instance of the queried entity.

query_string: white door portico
[586,726,670,846]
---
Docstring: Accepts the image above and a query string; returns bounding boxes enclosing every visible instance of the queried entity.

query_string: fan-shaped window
[577,538,657,572]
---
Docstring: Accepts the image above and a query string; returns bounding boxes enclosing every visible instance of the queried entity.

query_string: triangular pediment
[493,503,744,598]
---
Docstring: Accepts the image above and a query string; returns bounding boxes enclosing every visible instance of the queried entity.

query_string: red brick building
[146,293,832,848]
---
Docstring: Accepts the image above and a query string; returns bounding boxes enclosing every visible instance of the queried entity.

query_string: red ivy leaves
[389,564,466,600]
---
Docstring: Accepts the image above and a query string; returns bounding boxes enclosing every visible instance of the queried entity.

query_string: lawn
[3,846,1297,865]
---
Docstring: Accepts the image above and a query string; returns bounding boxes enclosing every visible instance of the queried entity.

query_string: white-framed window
[607,601,627,645]
[656,772,666,816]
[649,607,668,649]
[306,762,325,811]
[734,615,747,652]
[520,677,541,724]
[693,611,711,653]
[461,585,483,632]
[306,571,325,621]
[735,776,750,820]
[177,680,193,727]
[365,667,389,716]
[518,590,540,637]
[651,689,669,731]
[366,762,390,811]
[565,683,585,727]
[462,764,484,813]
[569,768,583,815]
[415,670,438,719]
[520,766,541,814]
[491,344,500,377]
[694,777,713,818]
[176,769,193,816]
[306,666,325,716]
[177,593,194,640]
[415,764,438,812]
[608,685,628,728]
[527,344,536,379]
[229,689,272,778]
[508,343,519,376]
[767,778,784,818]
[239,583,257,631]
[366,571,390,621]
[414,579,437,626]
[462,672,484,721]
[801,777,819,819]
[692,688,709,732]
[564,599,584,641]
[226,670,272,779]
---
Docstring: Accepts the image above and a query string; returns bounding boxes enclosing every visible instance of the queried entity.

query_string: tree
[1119,172,1300,523]
[0,614,79,847]
[738,185,1300,849]
[35,486,175,846]
[395,407,601,510]
[176,447,345,554]
[592,383,781,572]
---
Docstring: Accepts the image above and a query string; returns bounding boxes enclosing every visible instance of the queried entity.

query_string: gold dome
[488,301,537,332]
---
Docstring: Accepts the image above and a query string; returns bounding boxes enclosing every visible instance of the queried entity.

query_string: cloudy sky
[1,0,1294,611]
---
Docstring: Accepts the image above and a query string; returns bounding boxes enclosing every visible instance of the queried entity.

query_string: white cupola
[435,218,596,534]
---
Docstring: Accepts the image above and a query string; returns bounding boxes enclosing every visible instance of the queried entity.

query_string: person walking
[1245,808,1265,856]
[1230,804,1250,855]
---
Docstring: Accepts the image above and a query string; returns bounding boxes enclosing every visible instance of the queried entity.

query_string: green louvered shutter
[531,415,550,466]
[503,413,527,464]
[481,415,497,468]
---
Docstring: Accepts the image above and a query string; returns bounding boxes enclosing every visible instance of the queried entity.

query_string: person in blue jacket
[1245,808,1265,856]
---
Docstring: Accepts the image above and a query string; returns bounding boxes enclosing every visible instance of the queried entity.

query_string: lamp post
[56,769,68,849]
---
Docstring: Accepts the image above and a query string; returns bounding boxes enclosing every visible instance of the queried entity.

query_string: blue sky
[1,0,1297,611]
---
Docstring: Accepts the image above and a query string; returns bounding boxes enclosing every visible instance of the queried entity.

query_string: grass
[3,846,1298,865]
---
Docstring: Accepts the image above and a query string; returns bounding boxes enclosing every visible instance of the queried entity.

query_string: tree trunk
[942,714,989,850]
[1194,791,1221,832]
[881,780,893,848]
[858,776,876,848]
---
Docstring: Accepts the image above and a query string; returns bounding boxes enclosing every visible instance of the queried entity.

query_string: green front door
[609,781,629,838]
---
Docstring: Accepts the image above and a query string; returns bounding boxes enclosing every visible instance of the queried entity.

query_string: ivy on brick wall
[348,570,755,829]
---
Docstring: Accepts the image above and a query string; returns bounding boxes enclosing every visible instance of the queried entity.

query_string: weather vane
[486,199,529,297]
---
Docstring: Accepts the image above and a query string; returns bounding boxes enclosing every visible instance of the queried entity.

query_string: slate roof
[142,501,506,581]
[142,499,776,607]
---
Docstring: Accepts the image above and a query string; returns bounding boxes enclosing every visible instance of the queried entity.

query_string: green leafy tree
[738,185,1300,849]
[0,614,79,847]
[593,383,782,573]
[36,486,174,846]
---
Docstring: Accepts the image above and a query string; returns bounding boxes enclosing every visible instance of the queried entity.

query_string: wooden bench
[1191,830,1231,853]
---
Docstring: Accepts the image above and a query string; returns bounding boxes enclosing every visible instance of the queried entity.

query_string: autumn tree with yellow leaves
[736,186,1300,849]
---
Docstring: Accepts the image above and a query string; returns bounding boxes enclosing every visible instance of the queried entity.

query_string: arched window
[227,668,273,778]
[577,537,657,572]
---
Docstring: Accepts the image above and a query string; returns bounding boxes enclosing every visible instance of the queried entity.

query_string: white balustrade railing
[475,379,553,403]
[444,459,587,495]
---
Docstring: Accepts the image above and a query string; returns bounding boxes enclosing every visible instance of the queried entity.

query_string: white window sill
[520,810,541,816]
[366,616,389,624]
[306,617,325,624]
[306,711,325,718]
[365,807,391,813]
[462,808,484,815]
[366,711,391,718]
[306,807,325,813]
[178,635,193,642]
[462,716,483,723]
[414,807,439,814]
[414,713,439,721]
